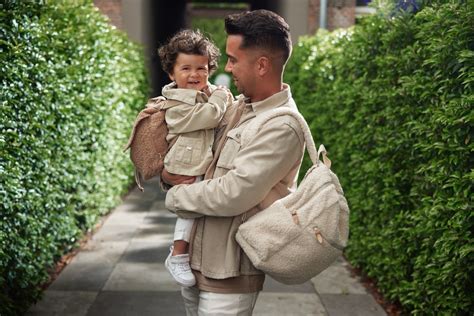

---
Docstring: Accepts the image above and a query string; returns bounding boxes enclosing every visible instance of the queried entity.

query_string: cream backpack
[236,108,350,285]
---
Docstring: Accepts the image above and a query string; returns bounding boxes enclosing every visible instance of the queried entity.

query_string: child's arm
[166,88,232,135]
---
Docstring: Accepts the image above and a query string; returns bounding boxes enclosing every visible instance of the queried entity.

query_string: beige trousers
[181,286,259,316]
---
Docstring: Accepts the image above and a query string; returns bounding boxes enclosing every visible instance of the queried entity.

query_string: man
[162,9,305,316]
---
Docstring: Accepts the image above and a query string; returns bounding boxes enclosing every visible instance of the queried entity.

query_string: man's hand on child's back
[161,169,196,185]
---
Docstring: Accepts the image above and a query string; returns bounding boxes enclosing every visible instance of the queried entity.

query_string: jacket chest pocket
[168,137,203,165]
[216,129,241,171]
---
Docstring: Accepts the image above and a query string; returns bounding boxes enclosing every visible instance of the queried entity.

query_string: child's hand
[211,86,231,97]
[201,85,212,97]
[211,86,233,103]
[161,169,196,185]
[215,85,230,93]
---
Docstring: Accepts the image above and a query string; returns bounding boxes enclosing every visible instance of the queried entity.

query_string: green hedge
[0,0,148,314]
[285,1,473,314]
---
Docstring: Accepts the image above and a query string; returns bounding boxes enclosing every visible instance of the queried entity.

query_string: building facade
[93,0,372,94]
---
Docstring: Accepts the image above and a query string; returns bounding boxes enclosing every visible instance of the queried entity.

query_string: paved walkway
[28,178,386,316]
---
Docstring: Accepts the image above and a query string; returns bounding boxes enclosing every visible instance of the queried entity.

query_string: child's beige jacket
[162,82,230,176]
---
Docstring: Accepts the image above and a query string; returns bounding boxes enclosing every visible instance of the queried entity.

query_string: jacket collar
[243,84,294,115]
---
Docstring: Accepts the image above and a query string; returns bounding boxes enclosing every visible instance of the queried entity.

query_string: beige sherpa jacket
[165,84,305,293]
[162,82,231,176]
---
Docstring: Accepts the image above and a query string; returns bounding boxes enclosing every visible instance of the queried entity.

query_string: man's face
[224,35,257,98]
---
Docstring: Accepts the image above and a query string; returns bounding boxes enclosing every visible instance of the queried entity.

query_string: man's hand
[161,169,196,185]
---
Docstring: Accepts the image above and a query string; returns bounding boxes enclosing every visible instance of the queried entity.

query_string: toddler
[158,29,232,287]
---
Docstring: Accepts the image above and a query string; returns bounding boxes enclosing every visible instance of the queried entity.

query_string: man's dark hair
[158,29,220,75]
[225,9,292,66]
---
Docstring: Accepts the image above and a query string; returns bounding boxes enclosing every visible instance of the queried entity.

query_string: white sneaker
[165,248,196,287]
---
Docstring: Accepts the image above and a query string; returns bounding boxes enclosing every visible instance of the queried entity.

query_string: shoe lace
[171,261,191,275]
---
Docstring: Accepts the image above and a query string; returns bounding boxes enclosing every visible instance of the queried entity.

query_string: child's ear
[168,73,174,82]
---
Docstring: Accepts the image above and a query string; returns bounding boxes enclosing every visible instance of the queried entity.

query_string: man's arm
[165,116,304,217]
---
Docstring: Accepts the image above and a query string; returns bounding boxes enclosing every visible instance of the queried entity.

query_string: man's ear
[256,56,270,77]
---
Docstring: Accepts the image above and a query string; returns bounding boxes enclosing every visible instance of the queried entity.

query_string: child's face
[169,53,209,91]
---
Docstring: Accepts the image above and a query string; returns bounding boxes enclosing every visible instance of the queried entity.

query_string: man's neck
[250,82,284,103]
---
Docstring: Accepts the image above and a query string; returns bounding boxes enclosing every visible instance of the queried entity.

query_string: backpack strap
[241,108,330,168]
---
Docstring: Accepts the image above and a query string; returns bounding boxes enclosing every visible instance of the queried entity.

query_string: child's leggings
[174,217,194,242]
[172,175,201,242]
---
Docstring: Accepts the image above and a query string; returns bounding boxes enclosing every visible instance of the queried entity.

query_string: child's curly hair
[158,29,220,76]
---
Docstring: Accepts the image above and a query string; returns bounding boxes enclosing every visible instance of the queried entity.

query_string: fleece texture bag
[124,97,180,191]
[235,108,350,285]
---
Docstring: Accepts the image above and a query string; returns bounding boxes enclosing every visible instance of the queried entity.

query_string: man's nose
[224,60,232,73]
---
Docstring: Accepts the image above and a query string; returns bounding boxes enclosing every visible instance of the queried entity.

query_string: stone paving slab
[263,277,315,293]
[67,241,129,265]
[102,206,149,226]
[131,230,175,244]
[27,291,97,316]
[148,199,168,211]
[253,292,327,316]
[103,262,181,292]
[48,241,129,291]
[28,177,386,315]
[320,294,387,316]
[120,240,170,263]
[48,263,115,292]
[91,223,138,242]
[311,257,367,295]
[134,222,175,238]
[143,211,180,226]
[86,291,185,316]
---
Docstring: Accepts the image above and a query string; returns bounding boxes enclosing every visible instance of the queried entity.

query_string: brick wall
[308,0,320,35]
[328,0,355,30]
[93,0,123,29]
[308,0,355,33]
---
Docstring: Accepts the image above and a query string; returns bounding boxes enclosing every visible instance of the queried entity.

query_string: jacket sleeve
[166,90,229,134]
[165,116,304,217]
